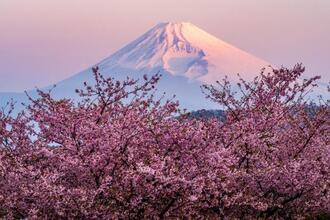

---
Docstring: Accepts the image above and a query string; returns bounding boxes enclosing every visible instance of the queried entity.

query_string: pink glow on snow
[0,0,329,91]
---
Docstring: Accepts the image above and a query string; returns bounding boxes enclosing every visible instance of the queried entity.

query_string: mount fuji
[1,22,269,111]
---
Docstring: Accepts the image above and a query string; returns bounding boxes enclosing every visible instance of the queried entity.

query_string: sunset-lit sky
[1,0,329,92]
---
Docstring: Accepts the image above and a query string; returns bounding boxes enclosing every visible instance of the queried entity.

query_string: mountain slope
[1,22,270,111]
[97,22,268,83]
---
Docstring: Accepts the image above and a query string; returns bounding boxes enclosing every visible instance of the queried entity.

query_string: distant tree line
[187,109,226,121]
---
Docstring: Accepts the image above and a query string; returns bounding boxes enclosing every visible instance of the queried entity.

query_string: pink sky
[1,0,329,91]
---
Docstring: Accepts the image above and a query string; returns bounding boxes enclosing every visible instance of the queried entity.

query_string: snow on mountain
[98,22,268,83]
[1,22,270,111]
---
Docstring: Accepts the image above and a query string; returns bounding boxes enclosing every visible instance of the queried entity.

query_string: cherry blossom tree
[0,64,329,219]
[202,64,329,218]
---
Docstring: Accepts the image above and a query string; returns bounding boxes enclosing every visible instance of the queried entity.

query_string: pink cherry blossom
[0,64,329,219]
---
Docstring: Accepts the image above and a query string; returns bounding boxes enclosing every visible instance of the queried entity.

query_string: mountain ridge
[1,22,270,111]
[96,22,269,83]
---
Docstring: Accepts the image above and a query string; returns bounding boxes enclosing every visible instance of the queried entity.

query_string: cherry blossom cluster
[0,64,329,219]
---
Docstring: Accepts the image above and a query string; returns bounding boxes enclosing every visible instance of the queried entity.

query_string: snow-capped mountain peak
[98,22,269,83]
[1,22,271,111]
